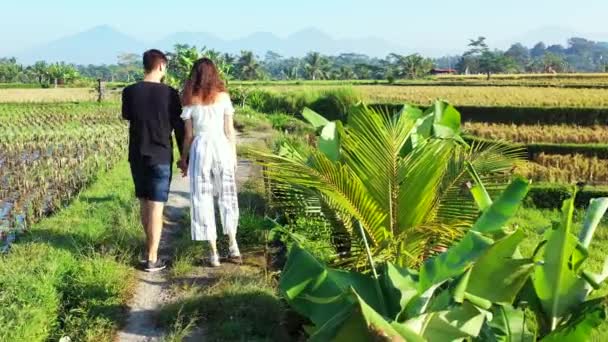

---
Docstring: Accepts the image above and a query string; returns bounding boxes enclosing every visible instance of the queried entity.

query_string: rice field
[464,122,608,144]
[0,102,126,249]
[519,153,608,185]
[260,85,608,107]
[0,88,120,103]
[436,72,608,82]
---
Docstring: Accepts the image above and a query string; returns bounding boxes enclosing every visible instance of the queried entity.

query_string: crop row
[0,88,120,103]
[436,72,608,81]
[463,122,608,144]
[260,85,608,108]
[518,153,608,185]
[0,103,126,248]
[0,102,118,120]
[244,87,608,126]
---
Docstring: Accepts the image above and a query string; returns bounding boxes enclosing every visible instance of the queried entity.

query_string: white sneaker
[229,244,241,257]
[209,253,221,267]
[228,244,242,264]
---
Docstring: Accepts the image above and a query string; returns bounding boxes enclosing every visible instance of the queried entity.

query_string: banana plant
[280,177,533,341]
[251,101,523,268]
[525,194,608,339]
[279,175,608,341]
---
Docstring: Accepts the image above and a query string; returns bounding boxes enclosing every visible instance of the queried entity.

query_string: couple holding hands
[122,49,240,272]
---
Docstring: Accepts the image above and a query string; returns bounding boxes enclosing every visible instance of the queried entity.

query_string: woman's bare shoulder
[217,92,231,101]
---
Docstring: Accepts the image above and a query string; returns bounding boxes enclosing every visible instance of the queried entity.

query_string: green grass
[0,161,141,341]
[160,266,287,342]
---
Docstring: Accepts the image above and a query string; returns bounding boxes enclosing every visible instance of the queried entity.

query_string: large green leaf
[319,121,341,162]
[382,262,420,320]
[418,178,529,292]
[428,101,461,133]
[533,197,587,331]
[405,302,487,341]
[578,197,608,248]
[465,229,535,305]
[279,244,382,327]
[418,230,494,293]
[404,112,433,153]
[311,290,425,342]
[466,161,493,211]
[302,107,330,129]
[470,177,529,235]
[481,305,535,342]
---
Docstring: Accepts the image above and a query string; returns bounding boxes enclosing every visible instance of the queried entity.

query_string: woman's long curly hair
[182,58,226,105]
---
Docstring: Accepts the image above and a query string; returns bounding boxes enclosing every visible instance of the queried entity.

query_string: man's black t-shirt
[122,82,185,165]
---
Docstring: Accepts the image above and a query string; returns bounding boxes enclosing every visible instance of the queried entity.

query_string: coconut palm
[389,53,433,79]
[237,50,261,80]
[250,101,522,269]
[31,61,49,84]
[304,52,330,80]
[336,66,356,80]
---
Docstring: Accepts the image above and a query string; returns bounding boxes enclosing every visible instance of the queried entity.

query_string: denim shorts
[129,162,172,202]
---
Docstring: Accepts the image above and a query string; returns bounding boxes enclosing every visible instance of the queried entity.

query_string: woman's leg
[217,165,240,257]
[189,140,217,243]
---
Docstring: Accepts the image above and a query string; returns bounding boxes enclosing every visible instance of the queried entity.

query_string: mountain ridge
[10,25,608,65]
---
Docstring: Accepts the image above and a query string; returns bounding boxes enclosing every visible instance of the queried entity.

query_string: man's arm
[121,89,131,120]
[170,89,185,157]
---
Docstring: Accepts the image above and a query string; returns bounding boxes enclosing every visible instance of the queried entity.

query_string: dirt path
[117,174,190,342]
[116,131,271,341]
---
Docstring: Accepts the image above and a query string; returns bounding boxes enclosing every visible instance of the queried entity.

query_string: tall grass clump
[307,87,361,122]
[0,162,140,341]
[234,87,361,121]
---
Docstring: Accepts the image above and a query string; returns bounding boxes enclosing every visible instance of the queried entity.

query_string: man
[122,49,184,272]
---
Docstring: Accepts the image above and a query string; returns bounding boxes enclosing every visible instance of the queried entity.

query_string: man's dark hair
[143,49,168,73]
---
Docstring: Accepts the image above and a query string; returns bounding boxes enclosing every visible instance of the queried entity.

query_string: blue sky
[2,0,608,55]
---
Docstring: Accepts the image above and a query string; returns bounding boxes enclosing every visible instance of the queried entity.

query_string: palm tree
[304,52,330,80]
[31,61,49,84]
[337,66,356,80]
[390,53,433,79]
[165,44,201,87]
[250,102,522,269]
[237,51,261,80]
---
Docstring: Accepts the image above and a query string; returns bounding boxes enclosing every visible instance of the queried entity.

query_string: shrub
[526,184,608,209]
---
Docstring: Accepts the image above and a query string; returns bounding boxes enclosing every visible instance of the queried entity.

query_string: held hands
[178,158,188,177]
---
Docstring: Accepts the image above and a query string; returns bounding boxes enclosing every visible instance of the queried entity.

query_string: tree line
[1,36,608,85]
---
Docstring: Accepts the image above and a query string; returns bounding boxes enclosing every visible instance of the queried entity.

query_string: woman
[178,58,240,267]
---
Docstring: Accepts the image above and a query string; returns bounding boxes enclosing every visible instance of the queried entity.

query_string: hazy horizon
[2,0,608,58]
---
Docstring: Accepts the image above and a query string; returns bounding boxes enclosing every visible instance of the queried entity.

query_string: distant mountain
[157,27,406,58]
[11,25,608,65]
[16,25,146,65]
[156,31,226,51]
[12,25,408,64]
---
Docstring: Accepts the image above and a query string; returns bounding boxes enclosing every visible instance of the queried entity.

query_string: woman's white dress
[181,95,238,241]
